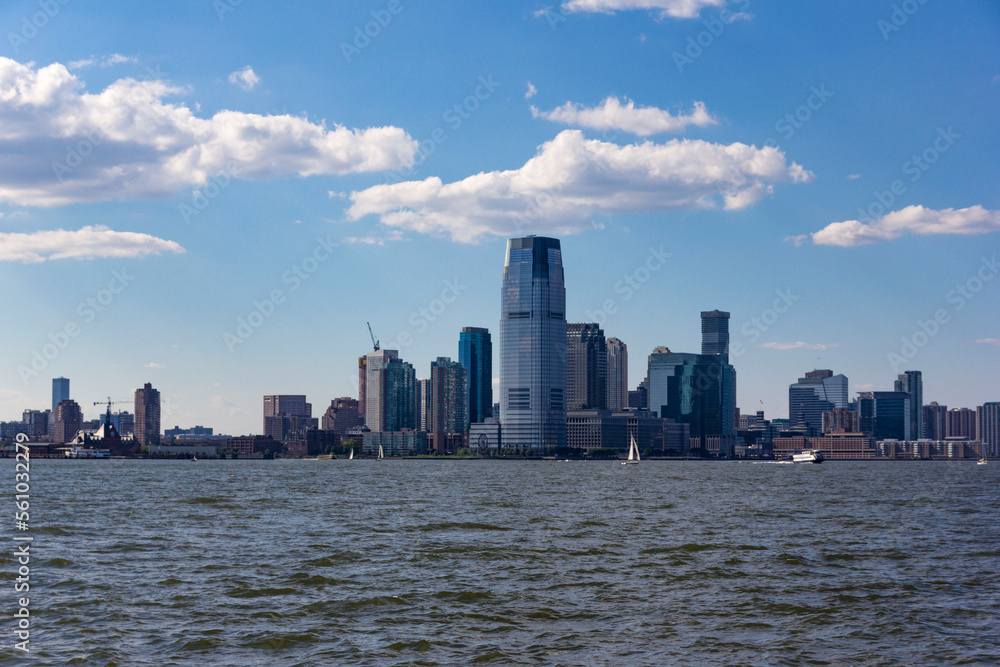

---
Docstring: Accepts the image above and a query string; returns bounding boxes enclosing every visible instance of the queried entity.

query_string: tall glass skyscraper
[606,337,628,411]
[894,370,923,440]
[700,311,730,358]
[788,370,849,436]
[52,377,70,412]
[459,327,492,424]
[567,323,607,410]
[500,236,566,451]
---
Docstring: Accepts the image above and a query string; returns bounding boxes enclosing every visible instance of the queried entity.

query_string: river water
[7,459,999,666]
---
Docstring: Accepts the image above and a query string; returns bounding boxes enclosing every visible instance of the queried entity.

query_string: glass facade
[459,327,492,423]
[52,377,69,412]
[788,371,849,436]
[500,236,566,451]
[567,323,607,410]
[648,351,736,438]
[894,370,923,440]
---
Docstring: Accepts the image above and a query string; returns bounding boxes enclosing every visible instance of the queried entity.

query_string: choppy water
[5,459,999,666]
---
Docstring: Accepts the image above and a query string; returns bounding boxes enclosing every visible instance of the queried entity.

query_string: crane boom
[367,322,380,351]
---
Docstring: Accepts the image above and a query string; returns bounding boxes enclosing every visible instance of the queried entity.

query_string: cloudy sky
[1,1,997,434]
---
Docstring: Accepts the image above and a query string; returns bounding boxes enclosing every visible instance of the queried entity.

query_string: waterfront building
[946,408,977,440]
[365,349,416,432]
[321,398,362,432]
[499,236,567,451]
[54,399,83,443]
[358,356,367,422]
[110,411,135,436]
[976,403,999,457]
[606,337,628,411]
[773,433,877,460]
[263,395,315,442]
[135,383,161,446]
[459,327,493,423]
[857,391,910,441]
[567,323,607,410]
[469,419,501,452]
[52,377,70,412]
[362,430,428,456]
[566,409,665,453]
[822,407,857,434]
[894,370,924,440]
[647,346,736,440]
[429,357,468,452]
[788,370,848,436]
[22,409,49,438]
[165,425,214,438]
[224,435,279,458]
[923,402,947,441]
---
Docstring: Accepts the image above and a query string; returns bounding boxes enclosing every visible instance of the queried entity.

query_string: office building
[459,327,493,423]
[321,398,361,433]
[788,370,848,436]
[894,370,924,440]
[606,337,628,411]
[567,323,607,410]
[429,357,468,452]
[499,236,567,451]
[857,391,910,441]
[358,356,367,422]
[947,408,977,440]
[111,411,135,436]
[977,403,999,457]
[363,431,428,456]
[923,402,947,441]
[53,399,83,443]
[415,378,430,431]
[262,395,314,442]
[135,383,161,446]
[822,407,857,434]
[701,310,730,357]
[648,347,736,440]
[52,377,70,412]
[22,410,49,438]
[628,381,648,410]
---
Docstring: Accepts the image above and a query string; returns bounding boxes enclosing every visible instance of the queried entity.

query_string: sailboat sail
[378,444,384,460]
[348,448,354,460]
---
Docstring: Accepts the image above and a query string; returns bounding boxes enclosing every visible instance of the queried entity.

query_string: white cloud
[68,54,137,70]
[561,0,725,19]
[340,231,404,246]
[0,225,184,263]
[532,96,716,136]
[145,362,166,369]
[525,82,538,99]
[757,342,841,351]
[846,173,860,180]
[0,58,417,206]
[228,66,261,91]
[347,129,812,243]
[975,338,1000,346]
[810,205,1000,247]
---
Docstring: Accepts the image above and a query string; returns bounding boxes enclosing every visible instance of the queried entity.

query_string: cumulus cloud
[68,54,137,70]
[561,0,725,19]
[809,205,1000,247]
[228,66,261,91]
[347,129,812,243]
[0,58,417,206]
[0,225,185,263]
[525,82,538,99]
[532,96,716,136]
[757,342,841,351]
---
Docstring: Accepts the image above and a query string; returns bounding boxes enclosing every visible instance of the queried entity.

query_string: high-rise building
[857,391,910,441]
[365,350,415,432]
[134,383,161,446]
[701,310,730,358]
[53,399,82,443]
[788,370,849,436]
[52,377,70,412]
[977,403,1000,457]
[429,357,468,451]
[111,411,135,436]
[22,410,49,437]
[822,407,857,433]
[415,378,430,431]
[321,398,361,432]
[894,370,924,440]
[567,323,607,410]
[648,347,736,439]
[628,380,648,410]
[358,356,367,422]
[459,327,493,424]
[606,337,628,411]
[923,402,947,440]
[499,236,567,451]
[365,350,397,431]
[946,408,977,440]
[262,395,316,442]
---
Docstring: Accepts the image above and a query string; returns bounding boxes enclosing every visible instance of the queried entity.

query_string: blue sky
[0,0,997,434]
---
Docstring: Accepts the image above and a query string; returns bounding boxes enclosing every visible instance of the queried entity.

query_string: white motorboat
[621,436,641,465]
[792,449,824,464]
[64,446,110,459]
[978,457,988,466]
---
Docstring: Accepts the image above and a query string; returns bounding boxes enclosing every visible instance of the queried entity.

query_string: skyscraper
[894,370,924,440]
[415,378,430,431]
[499,236,566,451]
[700,310,730,358]
[567,323,607,410]
[789,370,849,436]
[857,391,910,441]
[648,348,736,439]
[321,398,361,432]
[53,399,82,443]
[429,357,468,450]
[52,377,70,412]
[923,402,947,440]
[946,408,977,439]
[134,382,161,446]
[358,356,367,422]
[365,349,415,432]
[606,337,628,411]
[977,403,999,457]
[459,327,493,423]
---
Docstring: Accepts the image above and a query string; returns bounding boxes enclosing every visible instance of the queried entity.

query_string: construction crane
[367,322,380,351]
[93,397,129,424]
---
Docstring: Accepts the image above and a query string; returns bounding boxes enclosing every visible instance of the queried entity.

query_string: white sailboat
[621,436,640,465]
[978,456,988,466]
[377,444,384,461]
[348,448,354,460]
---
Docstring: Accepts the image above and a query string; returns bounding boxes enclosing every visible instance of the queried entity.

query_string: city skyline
[0,2,997,435]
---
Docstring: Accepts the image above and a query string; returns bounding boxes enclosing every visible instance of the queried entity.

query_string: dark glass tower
[894,370,923,440]
[52,377,70,412]
[567,323,607,410]
[459,327,493,424]
[500,236,566,451]
[700,310,730,358]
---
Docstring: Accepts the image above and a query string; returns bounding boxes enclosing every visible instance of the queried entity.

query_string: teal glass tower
[499,236,566,451]
[459,327,492,424]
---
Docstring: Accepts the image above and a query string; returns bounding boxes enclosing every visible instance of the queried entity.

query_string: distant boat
[377,444,385,461]
[315,454,334,460]
[189,456,198,462]
[348,448,354,461]
[621,436,640,465]
[792,449,825,464]
[978,457,988,466]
